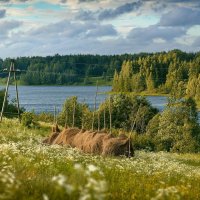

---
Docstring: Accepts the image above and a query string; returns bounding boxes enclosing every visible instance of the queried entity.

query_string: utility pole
[0,61,21,122]
[72,100,76,128]
[109,95,112,134]
[54,106,57,125]
[92,81,98,131]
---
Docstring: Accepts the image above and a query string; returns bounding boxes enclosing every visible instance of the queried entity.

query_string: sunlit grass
[0,119,200,200]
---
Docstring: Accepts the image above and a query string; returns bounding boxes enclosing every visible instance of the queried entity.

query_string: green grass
[0,118,200,200]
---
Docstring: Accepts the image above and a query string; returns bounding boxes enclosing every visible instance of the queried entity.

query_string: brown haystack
[43,125,134,157]
[43,124,61,144]
[53,128,80,146]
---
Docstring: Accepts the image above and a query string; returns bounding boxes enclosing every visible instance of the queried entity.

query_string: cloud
[29,19,118,39]
[0,0,200,58]
[85,24,117,38]
[98,1,143,20]
[0,20,22,39]
[159,7,200,26]
[128,25,186,43]
[76,1,143,21]
[0,0,30,2]
[76,10,95,21]
[78,0,97,2]
[0,9,6,18]
[192,36,200,47]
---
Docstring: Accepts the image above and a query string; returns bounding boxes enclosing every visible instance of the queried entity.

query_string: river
[0,85,199,122]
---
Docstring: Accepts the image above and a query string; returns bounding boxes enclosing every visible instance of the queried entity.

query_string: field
[0,119,200,200]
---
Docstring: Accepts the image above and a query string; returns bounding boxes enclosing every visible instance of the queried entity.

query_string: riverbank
[0,76,113,86]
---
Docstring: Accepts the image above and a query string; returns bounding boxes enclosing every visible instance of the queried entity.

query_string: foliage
[58,96,92,129]
[0,54,129,85]
[146,98,200,153]
[112,50,200,102]
[34,112,54,123]
[98,94,158,133]
[57,94,158,133]
[21,112,38,128]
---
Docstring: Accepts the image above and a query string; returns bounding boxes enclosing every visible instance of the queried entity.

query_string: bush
[98,94,158,133]
[21,112,38,128]
[35,112,54,123]
[132,133,155,151]
[58,96,92,129]
[146,98,200,153]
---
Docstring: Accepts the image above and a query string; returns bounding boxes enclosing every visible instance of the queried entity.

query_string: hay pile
[43,125,134,157]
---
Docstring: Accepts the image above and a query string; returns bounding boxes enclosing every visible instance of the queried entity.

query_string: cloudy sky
[0,0,200,58]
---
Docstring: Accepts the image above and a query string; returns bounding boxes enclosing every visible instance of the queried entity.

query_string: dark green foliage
[21,112,37,128]
[57,94,158,134]
[132,133,155,151]
[1,54,126,85]
[98,94,158,133]
[146,98,200,153]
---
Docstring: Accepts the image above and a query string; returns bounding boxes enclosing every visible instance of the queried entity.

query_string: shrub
[98,94,158,133]
[21,112,38,128]
[146,98,200,153]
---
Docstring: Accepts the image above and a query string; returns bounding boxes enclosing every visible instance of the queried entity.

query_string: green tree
[58,96,92,129]
[146,98,200,152]
[98,94,158,133]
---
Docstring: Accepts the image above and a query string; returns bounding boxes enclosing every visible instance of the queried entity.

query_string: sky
[0,0,200,58]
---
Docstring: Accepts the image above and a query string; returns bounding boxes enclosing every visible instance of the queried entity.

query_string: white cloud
[0,0,200,58]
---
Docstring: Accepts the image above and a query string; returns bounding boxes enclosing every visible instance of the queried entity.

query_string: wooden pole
[109,95,112,134]
[104,105,106,130]
[128,103,142,157]
[13,62,21,122]
[98,111,100,132]
[54,106,57,125]
[0,63,12,122]
[81,99,85,130]
[72,100,76,128]
[92,81,98,131]
[64,108,68,128]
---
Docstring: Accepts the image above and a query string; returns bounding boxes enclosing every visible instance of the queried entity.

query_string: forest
[0,50,199,88]
[112,49,200,104]
[0,54,133,85]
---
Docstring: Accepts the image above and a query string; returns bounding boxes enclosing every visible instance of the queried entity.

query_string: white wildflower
[87,164,98,172]
[43,194,49,200]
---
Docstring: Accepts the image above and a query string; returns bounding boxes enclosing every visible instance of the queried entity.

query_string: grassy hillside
[0,119,200,200]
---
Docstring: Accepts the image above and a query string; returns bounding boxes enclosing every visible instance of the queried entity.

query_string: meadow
[0,119,200,200]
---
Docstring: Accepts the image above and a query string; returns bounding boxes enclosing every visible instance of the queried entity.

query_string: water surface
[0,85,199,122]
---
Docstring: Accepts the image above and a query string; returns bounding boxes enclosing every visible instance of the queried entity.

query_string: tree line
[112,49,200,103]
[1,49,198,86]
[0,54,140,85]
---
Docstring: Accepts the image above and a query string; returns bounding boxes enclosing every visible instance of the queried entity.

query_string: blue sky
[0,0,200,58]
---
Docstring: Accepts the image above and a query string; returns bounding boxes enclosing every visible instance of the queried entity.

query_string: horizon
[0,0,200,59]
[1,48,200,60]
